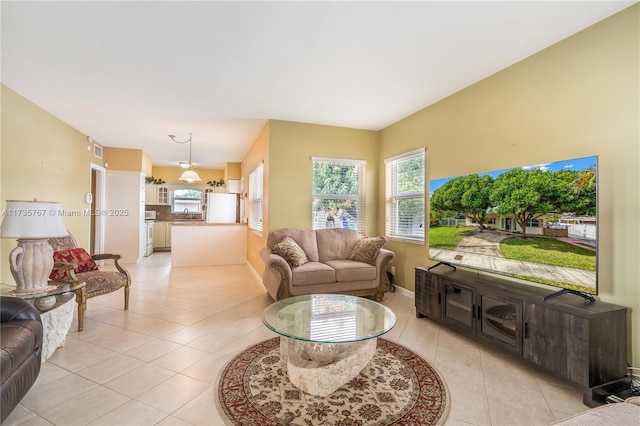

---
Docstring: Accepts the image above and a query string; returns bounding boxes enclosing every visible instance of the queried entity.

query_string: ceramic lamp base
[9,239,54,293]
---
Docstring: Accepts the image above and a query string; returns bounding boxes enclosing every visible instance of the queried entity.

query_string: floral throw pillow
[272,236,309,269]
[50,248,98,280]
[349,236,388,265]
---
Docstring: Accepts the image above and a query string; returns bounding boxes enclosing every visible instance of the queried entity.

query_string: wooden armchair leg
[75,287,87,332]
[124,285,130,310]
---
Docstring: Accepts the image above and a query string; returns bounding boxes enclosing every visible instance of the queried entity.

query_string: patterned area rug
[218,337,449,425]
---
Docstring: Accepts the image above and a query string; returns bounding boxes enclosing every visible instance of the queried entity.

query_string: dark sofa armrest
[0,296,42,323]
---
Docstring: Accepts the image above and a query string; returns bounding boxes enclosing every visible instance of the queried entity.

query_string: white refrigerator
[206,193,238,223]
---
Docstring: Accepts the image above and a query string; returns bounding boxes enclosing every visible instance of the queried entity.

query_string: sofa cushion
[50,248,98,280]
[348,236,388,265]
[267,228,319,262]
[325,260,377,282]
[272,236,309,268]
[292,262,336,286]
[0,321,41,383]
[316,228,362,262]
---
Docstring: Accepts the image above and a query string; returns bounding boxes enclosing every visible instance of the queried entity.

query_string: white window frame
[312,157,366,233]
[171,188,203,213]
[385,148,426,243]
[249,163,264,235]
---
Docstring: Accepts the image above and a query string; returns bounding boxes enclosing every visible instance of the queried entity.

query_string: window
[249,163,264,234]
[312,157,366,233]
[385,148,425,242]
[171,189,202,213]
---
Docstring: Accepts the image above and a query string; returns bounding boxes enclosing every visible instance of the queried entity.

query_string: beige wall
[379,5,639,364]
[268,120,380,235]
[242,122,270,274]
[1,84,100,282]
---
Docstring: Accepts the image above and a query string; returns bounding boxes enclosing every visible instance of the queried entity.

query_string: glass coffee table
[1,281,85,361]
[1,281,85,313]
[262,294,396,396]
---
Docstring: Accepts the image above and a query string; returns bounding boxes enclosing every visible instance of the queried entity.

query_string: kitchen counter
[171,222,247,267]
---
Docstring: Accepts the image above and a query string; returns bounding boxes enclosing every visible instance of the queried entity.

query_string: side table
[1,281,86,362]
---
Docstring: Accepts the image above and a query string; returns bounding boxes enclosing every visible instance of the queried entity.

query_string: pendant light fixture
[169,132,202,183]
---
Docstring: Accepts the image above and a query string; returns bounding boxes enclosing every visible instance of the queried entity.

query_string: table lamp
[0,200,68,293]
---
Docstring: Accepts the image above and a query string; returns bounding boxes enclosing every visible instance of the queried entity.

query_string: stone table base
[280,337,377,397]
[39,294,75,362]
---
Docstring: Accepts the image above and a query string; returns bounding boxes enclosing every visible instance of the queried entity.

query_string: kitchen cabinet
[145,185,170,205]
[145,184,156,204]
[153,221,172,249]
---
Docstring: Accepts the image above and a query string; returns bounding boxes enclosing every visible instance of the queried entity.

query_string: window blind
[385,148,425,242]
[249,163,264,234]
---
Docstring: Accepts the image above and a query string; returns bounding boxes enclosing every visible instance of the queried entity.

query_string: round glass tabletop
[262,294,396,344]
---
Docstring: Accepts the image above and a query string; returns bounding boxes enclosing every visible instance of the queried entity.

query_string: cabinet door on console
[478,293,522,355]
[523,301,627,388]
[441,280,476,334]
[523,303,586,386]
[415,267,441,319]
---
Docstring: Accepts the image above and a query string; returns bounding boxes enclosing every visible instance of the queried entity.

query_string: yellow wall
[379,5,639,364]
[150,166,224,185]
[1,84,99,282]
[225,162,242,181]
[268,120,380,235]
[104,147,144,172]
[242,122,270,274]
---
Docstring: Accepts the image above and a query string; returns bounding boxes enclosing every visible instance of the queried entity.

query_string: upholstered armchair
[48,233,131,331]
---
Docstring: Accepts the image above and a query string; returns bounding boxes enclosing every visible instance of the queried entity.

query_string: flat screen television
[429,155,597,301]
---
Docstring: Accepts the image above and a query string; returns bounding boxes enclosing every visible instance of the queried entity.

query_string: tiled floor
[3,252,590,425]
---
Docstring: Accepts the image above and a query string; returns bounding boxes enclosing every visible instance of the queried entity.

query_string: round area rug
[218,337,449,425]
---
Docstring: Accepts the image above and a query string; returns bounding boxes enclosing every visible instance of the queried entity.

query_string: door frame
[90,163,106,255]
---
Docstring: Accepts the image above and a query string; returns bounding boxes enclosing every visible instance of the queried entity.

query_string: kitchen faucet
[184,208,190,219]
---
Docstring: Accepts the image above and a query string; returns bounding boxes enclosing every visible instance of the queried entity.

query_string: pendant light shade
[179,169,201,183]
[169,133,202,183]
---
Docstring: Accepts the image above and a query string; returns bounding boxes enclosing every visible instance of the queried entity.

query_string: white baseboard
[390,283,414,297]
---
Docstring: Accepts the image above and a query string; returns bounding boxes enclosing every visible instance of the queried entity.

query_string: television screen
[429,155,597,297]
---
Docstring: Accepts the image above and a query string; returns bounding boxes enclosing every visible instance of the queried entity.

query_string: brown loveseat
[260,228,395,301]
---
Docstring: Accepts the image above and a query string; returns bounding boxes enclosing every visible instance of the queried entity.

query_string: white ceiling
[2,1,635,169]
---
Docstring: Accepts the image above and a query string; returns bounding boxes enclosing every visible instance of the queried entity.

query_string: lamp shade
[0,200,68,239]
[178,170,202,183]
